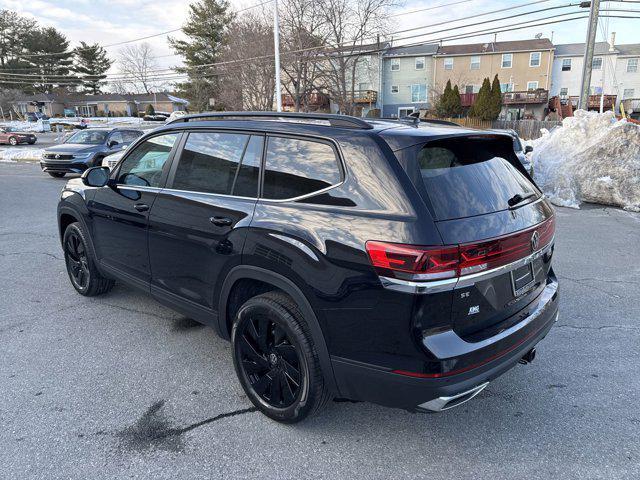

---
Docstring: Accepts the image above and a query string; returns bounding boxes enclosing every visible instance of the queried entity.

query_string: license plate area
[511,262,535,297]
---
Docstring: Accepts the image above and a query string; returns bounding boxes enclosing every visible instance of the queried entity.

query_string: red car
[0,127,37,146]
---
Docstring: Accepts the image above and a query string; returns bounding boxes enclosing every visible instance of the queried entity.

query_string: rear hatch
[396,134,555,339]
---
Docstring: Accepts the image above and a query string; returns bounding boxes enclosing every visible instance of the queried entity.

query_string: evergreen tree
[489,74,503,120]
[451,84,462,117]
[74,42,112,94]
[436,80,453,117]
[145,103,155,116]
[469,77,492,120]
[168,0,234,111]
[22,26,74,93]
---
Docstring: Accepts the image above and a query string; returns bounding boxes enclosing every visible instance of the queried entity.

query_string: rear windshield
[403,136,539,221]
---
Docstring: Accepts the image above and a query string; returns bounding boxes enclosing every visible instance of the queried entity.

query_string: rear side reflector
[366,215,555,281]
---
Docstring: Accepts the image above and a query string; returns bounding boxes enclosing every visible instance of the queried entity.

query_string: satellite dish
[535,33,543,39]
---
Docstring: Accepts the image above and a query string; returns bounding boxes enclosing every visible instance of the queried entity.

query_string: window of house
[117,133,179,187]
[470,56,480,70]
[358,82,370,93]
[562,58,572,71]
[171,132,262,197]
[390,59,400,71]
[411,84,427,102]
[262,137,341,200]
[444,58,453,70]
[627,58,638,72]
[592,57,603,70]
[527,81,538,91]
[560,87,569,97]
[391,85,399,94]
[500,83,513,93]
[501,53,512,68]
[529,52,541,67]
[465,85,474,94]
[398,107,415,117]
[415,57,425,70]
[623,88,635,99]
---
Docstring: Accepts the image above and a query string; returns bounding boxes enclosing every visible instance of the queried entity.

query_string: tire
[231,291,331,423]
[62,222,114,296]
[28,140,37,145]
[9,136,18,146]
[48,172,65,178]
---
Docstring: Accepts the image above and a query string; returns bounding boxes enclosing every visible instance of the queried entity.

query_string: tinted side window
[117,133,179,187]
[122,131,143,143]
[263,137,341,200]
[108,132,124,144]
[171,132,261,197]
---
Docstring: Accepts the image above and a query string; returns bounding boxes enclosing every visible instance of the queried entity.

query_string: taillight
[365,241,459,280]
[366,216,555,281]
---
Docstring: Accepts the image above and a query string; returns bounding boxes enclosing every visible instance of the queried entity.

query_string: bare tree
[279,0,327,112]
[317,0,393,115]
[219,12,275,111]
[117,42,159,94]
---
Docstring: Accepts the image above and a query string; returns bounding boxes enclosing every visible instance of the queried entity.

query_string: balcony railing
[551,94,617,110]
[281,92,329,108]
[502,89,549,105]
[460,90,549,107]
[350,90,378,104]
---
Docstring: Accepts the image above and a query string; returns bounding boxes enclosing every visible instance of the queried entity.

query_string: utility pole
[578,0,600,110]
[273,0,283,112]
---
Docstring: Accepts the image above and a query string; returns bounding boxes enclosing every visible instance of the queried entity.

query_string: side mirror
[108,140,119,148]
[82,166,110,187]
[524,145,533,154]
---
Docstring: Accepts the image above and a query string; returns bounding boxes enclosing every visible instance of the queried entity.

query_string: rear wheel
[63,222,114,296]
[48,172,65,178]
[9,137,18,146]
[231,291,330,423]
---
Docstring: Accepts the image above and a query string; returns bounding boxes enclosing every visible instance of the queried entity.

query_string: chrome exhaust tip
[519,347,536,365]
[418,382,489,412]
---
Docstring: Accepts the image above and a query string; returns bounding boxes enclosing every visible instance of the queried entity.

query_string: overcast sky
[3,0,638,75]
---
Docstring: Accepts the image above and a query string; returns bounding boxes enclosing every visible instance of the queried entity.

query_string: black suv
[57,112,558,423]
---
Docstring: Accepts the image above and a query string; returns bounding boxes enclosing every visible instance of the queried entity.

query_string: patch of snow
[0,147,44,162]
[531,110,640,212]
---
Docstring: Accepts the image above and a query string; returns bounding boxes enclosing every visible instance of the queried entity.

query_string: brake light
[366,216,555,281]
[365,241,459,280]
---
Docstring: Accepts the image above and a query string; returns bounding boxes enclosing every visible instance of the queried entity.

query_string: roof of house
[616,43,640,56]
[554,42,617,56]
[11,91,189,105]
[384,44,439,57]
[437,38,554,56]
[13,93,61,103]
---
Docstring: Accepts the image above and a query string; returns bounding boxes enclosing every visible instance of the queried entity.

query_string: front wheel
[63,222,114,296]
[9,137,18,146]
[231,291,331,423]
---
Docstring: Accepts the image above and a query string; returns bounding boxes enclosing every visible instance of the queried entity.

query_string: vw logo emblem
[55,154,60,159]
[531,231,540,251]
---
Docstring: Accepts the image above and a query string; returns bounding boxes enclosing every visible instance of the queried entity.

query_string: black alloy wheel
[237,314,303,408]
[231,292,330,423]
[64,229,90,291]
[62,222,114,296]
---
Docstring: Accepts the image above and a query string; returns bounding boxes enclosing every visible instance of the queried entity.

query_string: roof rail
[167,111,374,130]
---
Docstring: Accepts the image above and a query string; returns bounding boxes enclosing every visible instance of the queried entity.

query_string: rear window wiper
[508,192,538,209]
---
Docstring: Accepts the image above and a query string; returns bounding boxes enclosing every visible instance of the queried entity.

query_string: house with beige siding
[434,39,555,120]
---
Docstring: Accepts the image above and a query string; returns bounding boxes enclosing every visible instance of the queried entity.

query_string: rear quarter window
[405,136,539,220]
[262,136,342,200]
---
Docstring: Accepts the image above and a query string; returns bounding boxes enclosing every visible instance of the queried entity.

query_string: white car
[165,111,187,123]
[101,149,126,169]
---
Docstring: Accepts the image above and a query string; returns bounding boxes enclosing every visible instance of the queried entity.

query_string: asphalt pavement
[1,162,639,479]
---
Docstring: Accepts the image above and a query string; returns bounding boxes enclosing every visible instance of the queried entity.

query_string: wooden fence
[438,118,562,139]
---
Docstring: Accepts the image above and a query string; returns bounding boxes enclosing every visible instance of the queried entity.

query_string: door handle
[133,203,149,212]
[210,216,233,226]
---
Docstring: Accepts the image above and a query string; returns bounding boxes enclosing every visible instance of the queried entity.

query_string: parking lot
[1,161,639,479]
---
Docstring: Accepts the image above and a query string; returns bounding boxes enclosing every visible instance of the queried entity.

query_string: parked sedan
[40,128,143,178]
[0,127,37,146]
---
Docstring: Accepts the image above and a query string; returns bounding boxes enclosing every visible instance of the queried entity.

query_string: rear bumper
[331,277,558,411]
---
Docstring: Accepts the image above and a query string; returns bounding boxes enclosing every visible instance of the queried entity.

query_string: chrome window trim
[160,187,257,201]
[379,239,554,294]
[116,185,163,194]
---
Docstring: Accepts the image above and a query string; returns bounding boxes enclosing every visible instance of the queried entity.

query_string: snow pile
[531,110,640,211]
[0,147,44,162]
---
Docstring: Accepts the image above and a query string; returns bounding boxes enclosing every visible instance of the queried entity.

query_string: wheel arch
[218,265,338,394]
